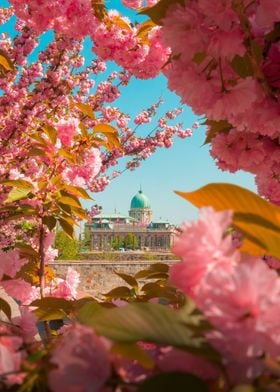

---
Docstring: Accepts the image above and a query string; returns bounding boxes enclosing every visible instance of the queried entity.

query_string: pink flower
[49,267,80,300]
[57,118,80,147]
[122,0,142,9]
[48,323,111,392]
[158,347,219,381]
[0,325,24,386]
[0,249,28,279]
[197,258,280,382]
[13,307,38,343]
[1,279,33,304]
[170,207,238,297]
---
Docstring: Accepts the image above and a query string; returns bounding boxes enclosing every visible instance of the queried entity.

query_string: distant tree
[55,230,79,260]
[81,225,91,251]
[111,235,123,250]
[124,233,138,250]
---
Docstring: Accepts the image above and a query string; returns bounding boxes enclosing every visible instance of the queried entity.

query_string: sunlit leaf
[91,0,106,21]
[176,183,280,258]
[111,342,154,369]
[6,188,32,203]
[93,123,119,134]
[2,179,34,189]
[59,218,74,239]
[110,15,132,31]
[31,297,73,321]
[63,185,92,200]
[136,20,156,44]
[71,206,88,220]
[42,124,57,145]
[0,49,14,75]
[74,102,95,119]
[59,196,81,208]
[78,302,208,350]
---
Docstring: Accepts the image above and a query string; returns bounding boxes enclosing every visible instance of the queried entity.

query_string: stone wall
[49,260,177,297]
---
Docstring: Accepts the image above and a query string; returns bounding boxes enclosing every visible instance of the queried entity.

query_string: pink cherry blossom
[170,207,238,297]
[48,323,111,392]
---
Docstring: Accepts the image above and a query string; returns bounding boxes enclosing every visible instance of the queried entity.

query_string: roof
[130,190,151,209]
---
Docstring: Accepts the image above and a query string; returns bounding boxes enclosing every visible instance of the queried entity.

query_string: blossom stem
[38,223,51,342]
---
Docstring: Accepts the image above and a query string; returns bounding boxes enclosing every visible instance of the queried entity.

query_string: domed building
[86,189,176,251]
[129,189,152,224]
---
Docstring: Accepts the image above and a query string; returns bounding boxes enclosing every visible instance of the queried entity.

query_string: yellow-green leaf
[2,179,34,189]
[111,342,155,369]
[59,218,74,239]
[31,297,73,321]
[6,188,32,203]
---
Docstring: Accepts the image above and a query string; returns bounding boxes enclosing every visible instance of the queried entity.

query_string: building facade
[86,190,176,251]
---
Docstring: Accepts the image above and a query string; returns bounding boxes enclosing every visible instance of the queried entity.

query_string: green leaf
[139,0,185,25]
[2,179,34,189]
[139,372,208,392]
[231,386,255,392]
[0,298,12,320]
[59,218,74,239]
[115,272,138,289]
[42,216,57,231]
[31,297,73,321]
[193,52,207,65]
[78,302,206,350]
[203,119,232,144]
[103,286,132,298]
[231,54,254,78]
[176,183,280,258]
[111,342,155,369]
[6,188,32,203]
[251,40,263,64]
[16,243,39,261]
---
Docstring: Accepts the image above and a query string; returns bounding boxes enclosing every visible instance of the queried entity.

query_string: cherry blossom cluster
[161,0,280,204]
[171,207,280,383]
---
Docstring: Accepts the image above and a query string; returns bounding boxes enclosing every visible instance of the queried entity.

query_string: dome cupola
[130,190,151,209]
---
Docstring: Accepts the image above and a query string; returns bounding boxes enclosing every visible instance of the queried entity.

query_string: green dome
[130,190,151,209]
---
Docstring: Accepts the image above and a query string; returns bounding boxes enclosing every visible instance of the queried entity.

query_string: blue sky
[2,0,256,224]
